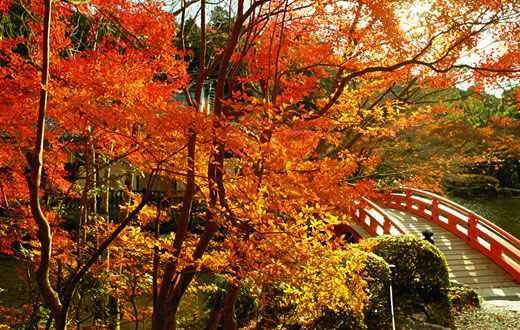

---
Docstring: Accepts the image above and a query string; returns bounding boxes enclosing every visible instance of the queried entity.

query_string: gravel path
[448,302,520,329]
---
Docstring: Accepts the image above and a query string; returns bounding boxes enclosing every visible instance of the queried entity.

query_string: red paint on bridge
[352,187,520,283]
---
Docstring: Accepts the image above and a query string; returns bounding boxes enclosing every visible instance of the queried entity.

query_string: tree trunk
[205,290,223,330]
[152,132,197,330]
[27,0,64,326]
[222,283,239,330]
[87,140,96,218]
[117,172,133,223]
[100,163,111,221]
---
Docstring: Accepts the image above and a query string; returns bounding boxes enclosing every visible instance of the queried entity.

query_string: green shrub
[369,235,450,301]
[204,236,451,329]
[315,236,451,328]
[362,252,393,329]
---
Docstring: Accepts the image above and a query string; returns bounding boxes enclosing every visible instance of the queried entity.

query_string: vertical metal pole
[389,264,396,330]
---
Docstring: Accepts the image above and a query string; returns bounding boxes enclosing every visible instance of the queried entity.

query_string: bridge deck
[383,209,520,298]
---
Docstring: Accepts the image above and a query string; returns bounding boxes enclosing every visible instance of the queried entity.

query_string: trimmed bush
[362,252,393,329]
[369,234,450,301]
[316,236,452,328]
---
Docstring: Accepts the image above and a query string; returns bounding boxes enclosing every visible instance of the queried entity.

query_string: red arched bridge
[349,188,520,299]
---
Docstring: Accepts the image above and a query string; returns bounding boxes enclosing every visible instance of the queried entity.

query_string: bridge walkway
[384,208,520,299]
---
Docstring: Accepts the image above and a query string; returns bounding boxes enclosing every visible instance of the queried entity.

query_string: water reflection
[451,197,520,239]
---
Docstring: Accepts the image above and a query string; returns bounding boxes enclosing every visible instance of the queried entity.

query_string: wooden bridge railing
[375,187,520,282]
[353,198,407,237]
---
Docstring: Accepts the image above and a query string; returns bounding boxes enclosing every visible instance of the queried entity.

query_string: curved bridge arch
[352,188,520,283]
[352,198,407,237]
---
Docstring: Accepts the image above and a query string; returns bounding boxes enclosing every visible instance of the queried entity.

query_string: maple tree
[369,85,520,193]
[1,0,520,328]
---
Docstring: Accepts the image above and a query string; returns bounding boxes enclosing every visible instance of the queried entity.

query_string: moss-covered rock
[448,281,479,308]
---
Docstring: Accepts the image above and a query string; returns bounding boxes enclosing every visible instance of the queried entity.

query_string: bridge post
[405,189,412,211]
[468,215,478,245]
[383,215,392,234]
[431,198,439,223]
[384,190,392,207]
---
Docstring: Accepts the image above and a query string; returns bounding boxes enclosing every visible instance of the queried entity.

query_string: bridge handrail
[382,187,520,246]
[352,198,407,237]
[377,187,520,281]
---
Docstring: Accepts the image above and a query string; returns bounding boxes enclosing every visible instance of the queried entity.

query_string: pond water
[450,196,520,239]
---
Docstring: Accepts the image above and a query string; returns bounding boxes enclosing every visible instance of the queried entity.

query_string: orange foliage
[0,0,519,328]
